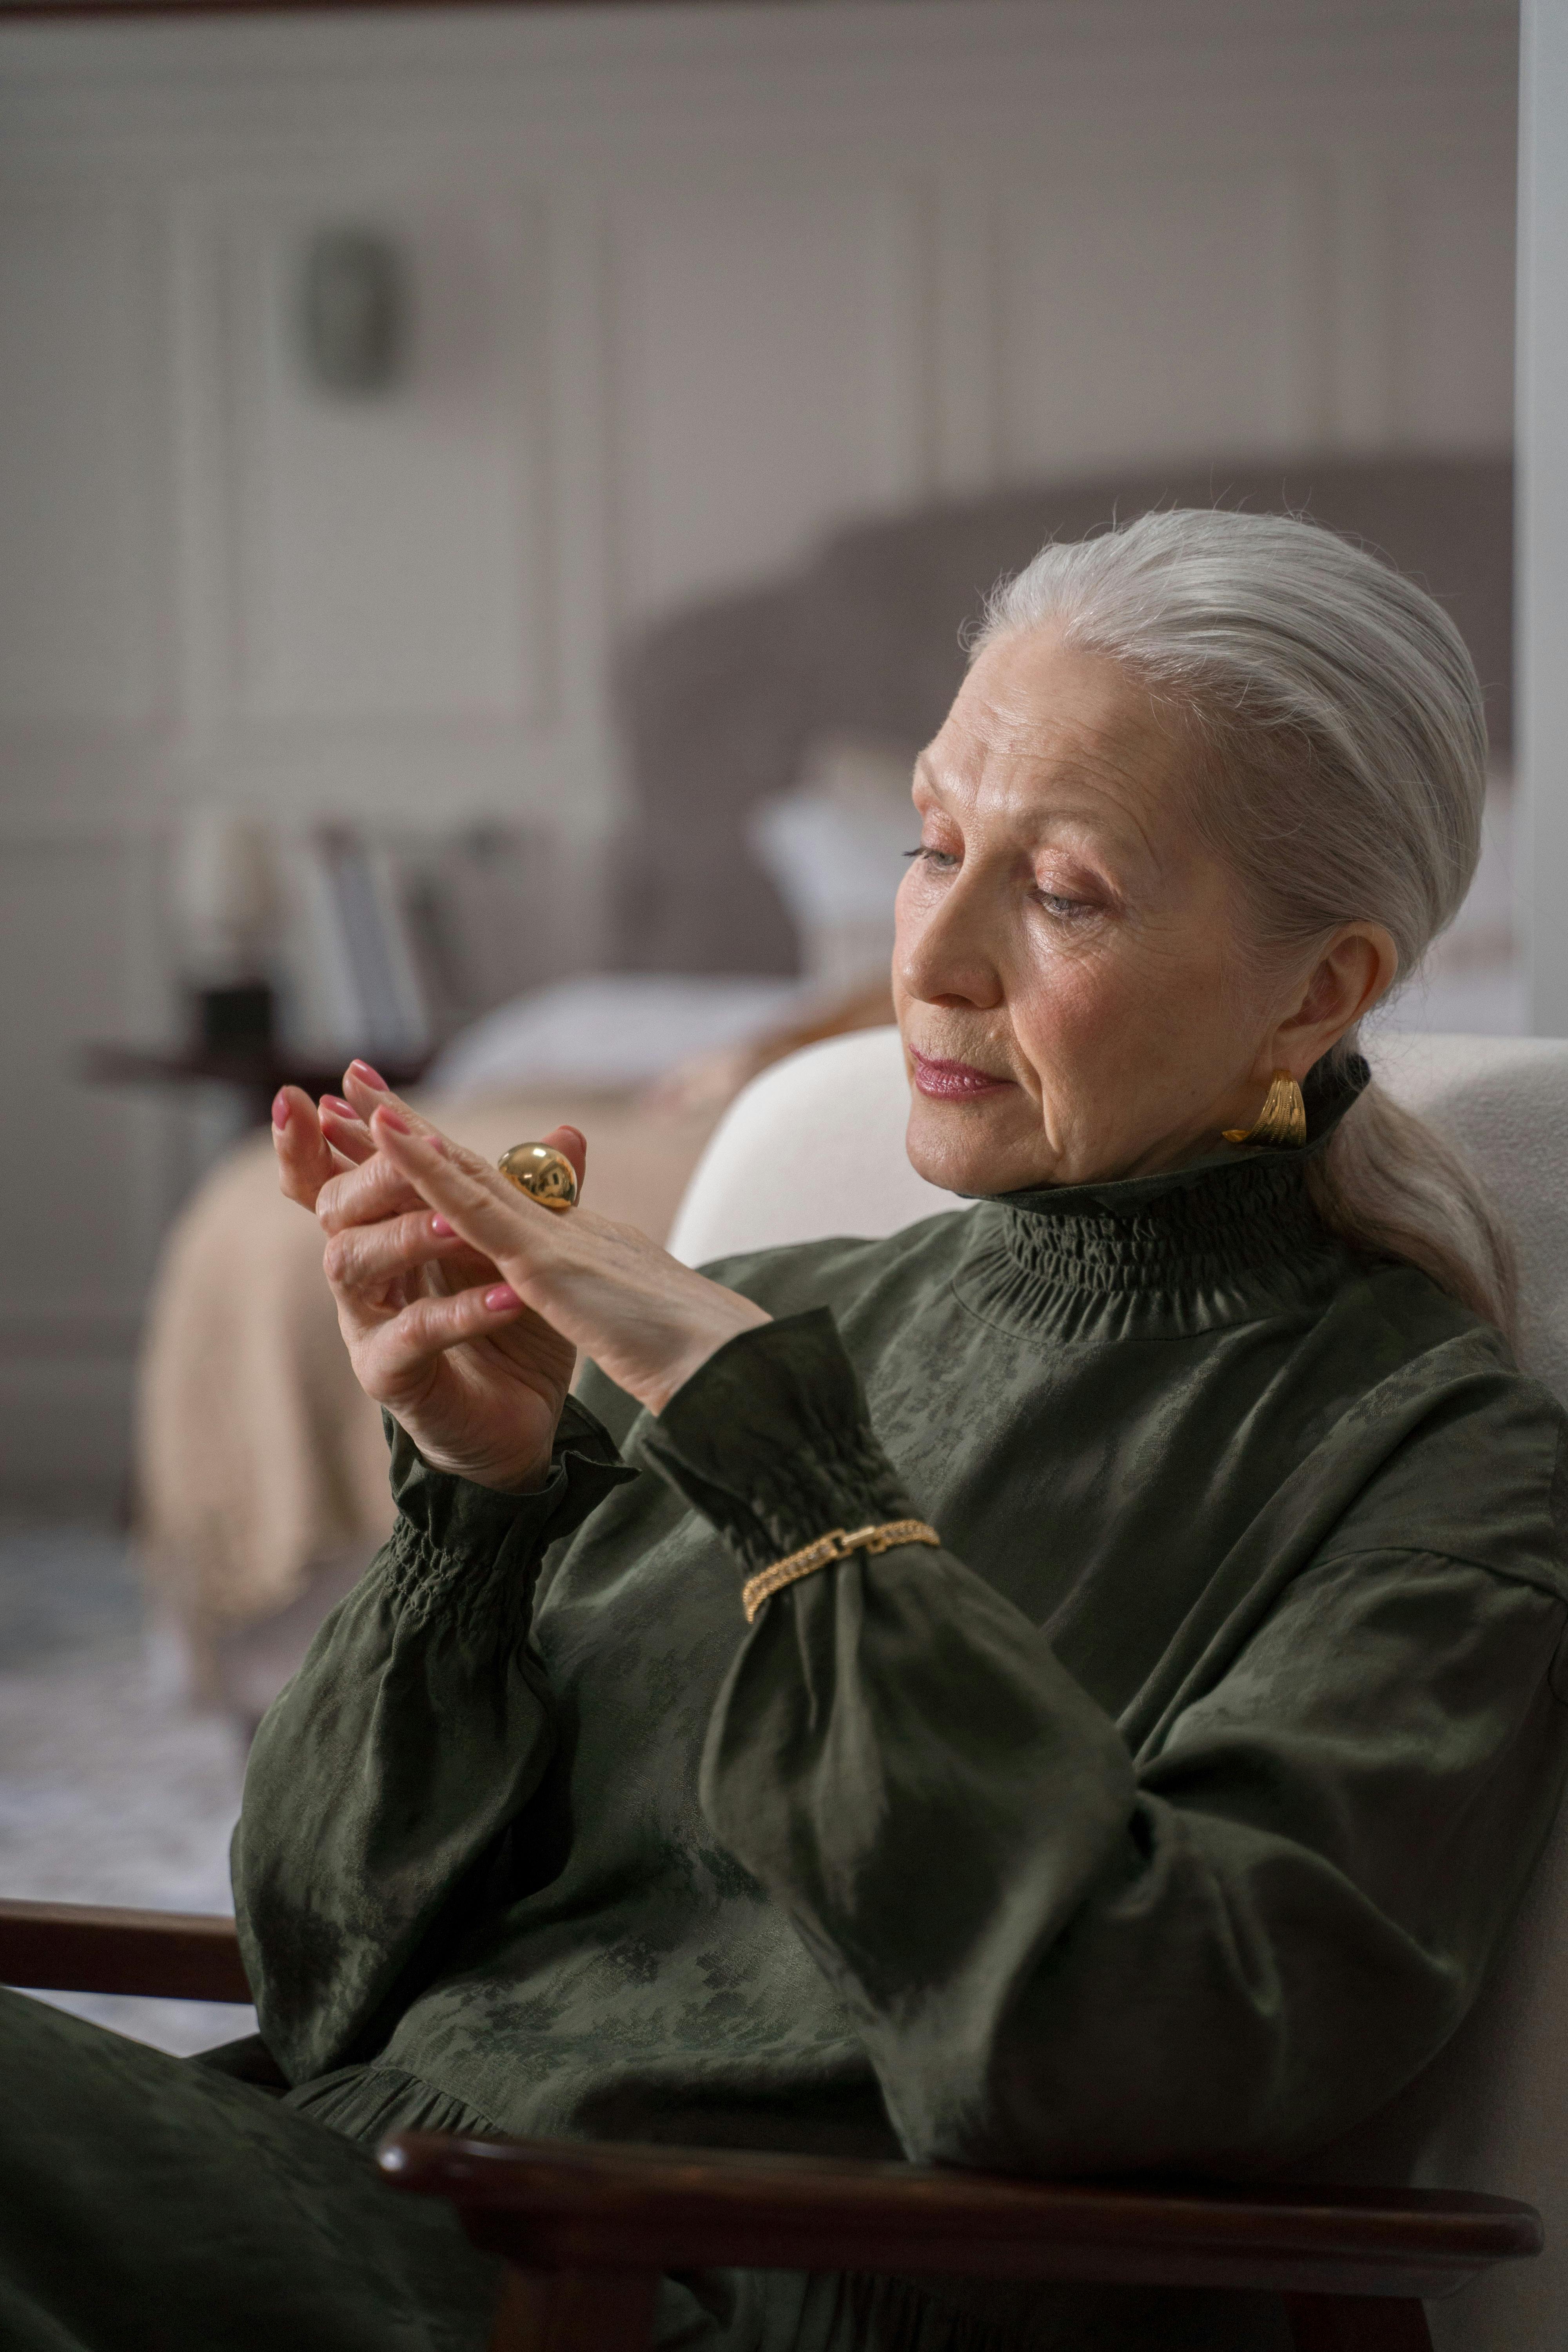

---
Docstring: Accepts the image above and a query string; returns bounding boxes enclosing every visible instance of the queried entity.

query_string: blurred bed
[135,453,1514,1719]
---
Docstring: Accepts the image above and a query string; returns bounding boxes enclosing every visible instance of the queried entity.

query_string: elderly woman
[5,508,1566,2352]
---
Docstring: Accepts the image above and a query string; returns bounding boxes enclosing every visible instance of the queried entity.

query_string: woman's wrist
[387,1419,560,1497]
[644,1294,774,1418]
[634,1308,918,1582]
[387,1397,637,1568]
[423,1448,554,1497]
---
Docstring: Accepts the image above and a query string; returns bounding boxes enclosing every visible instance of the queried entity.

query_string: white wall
[1519,0,1568,1035]
[0,0,1519,1503]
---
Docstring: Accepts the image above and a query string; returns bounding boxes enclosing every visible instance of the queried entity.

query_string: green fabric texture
[224,1091,1568,2349]
[0,1987,501,2352]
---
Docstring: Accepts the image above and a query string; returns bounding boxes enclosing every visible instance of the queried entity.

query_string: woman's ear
[1271,924,1399,1075]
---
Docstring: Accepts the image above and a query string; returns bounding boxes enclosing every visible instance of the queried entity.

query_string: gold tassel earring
[1223,1069,1307,1150]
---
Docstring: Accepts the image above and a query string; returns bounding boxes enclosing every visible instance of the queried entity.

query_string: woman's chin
[904,1097,1044,1198]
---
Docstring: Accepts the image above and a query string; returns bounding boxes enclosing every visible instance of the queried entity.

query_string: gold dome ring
[497,1142,579,1212]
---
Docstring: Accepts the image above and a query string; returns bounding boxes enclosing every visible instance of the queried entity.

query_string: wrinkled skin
[895,628,1395,1196]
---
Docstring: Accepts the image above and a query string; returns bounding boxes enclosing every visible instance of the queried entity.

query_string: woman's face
[894,626,1391,1195]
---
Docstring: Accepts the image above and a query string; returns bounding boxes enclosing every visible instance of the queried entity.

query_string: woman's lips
[909,1048,1015,1101]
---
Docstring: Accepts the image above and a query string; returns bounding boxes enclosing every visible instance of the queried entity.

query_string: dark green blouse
[233,1089,1568,2349]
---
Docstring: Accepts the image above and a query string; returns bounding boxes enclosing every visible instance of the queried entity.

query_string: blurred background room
[0,0,1526,2048]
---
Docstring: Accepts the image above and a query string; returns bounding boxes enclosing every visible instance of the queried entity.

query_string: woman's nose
[897,871,1005,1010]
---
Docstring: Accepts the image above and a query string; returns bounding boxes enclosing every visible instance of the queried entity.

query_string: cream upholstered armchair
[670,1024,1568,2352]
[4,1028,1566,2352]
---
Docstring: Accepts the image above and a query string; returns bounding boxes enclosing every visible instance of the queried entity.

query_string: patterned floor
[0,1519,257,2054]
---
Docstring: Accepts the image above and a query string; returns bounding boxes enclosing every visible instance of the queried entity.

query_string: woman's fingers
[316,1147,434,1237]
[368,1106,551,1272]
[318,1094,376,1166]
[341,1060,437,1137]
[341,1060,590,1202]
[324,1085,764,1426]
[358,1281,528,1390]
[273,1087,352,1209]
[322,1207,474,1303]
[274,1077,377,1213]
[281,1070,576,1230]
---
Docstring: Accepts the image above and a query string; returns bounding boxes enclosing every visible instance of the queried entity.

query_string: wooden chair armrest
[0,1898,251,2004]
[377,2129,1541,2305]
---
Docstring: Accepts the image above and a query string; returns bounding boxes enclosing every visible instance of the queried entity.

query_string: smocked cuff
[633,1308,917,1578]
[384,1398,638,1639]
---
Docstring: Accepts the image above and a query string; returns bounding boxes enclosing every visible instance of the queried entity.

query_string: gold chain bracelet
[740,1519,941,1623]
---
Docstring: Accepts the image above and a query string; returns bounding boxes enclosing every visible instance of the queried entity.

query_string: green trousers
[0,1989,501,2352]
[0,1992,869,2352]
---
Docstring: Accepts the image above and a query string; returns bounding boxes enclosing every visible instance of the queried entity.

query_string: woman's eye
[904,845,958,871]
[1035,889,1097,920]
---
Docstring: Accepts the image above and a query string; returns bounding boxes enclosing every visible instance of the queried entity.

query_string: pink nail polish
[349,1059,388,1091]
[431,1214,455,1238]
[484,1285,521,1312]
[321,1094,355,1120]
[271,1090,290,1129]
[376,1106,410,1134]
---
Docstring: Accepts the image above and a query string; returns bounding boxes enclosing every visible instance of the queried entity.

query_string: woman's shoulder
[1314,1285,1568,1607]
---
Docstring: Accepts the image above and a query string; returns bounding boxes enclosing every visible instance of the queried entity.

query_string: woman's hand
[341,1067,772,1423]
[273,1063,770,1493]
[273,1070,581,1493]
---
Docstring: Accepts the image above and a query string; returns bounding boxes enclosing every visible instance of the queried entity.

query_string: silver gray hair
[973,507,1516,1336]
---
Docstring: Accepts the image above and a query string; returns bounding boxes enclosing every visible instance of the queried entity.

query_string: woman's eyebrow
[1036,810,1161,881]
[911,758,1155,870]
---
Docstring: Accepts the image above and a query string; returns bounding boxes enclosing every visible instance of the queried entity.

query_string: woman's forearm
[702,1546,1566,2173]
[643,1313,1568,2176]
[232,1404,635,2081]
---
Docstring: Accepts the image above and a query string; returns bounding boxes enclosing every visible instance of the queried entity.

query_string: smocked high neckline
[950,1056,1365,1343]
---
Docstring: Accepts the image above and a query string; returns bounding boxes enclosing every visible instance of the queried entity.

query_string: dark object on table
[81,1041,430,1127]
[193,981,276,1054]
[0,1899,1541,2352]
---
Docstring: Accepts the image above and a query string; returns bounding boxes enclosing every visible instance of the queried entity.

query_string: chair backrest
[667,1027,961,1267]
[668,1025,1568,2352]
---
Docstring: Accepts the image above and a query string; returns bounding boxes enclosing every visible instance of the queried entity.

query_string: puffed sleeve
[233,1401,636,2083]
[636,1309,1568,2175]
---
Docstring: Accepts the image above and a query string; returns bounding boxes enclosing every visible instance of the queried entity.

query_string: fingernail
[430,1214,455,1237]
[271,1091,290,1130]
[375,1106,410,1134]
[321,1094,355,1120]
[349,1060,388,1091]
[484,1285,521,1312]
